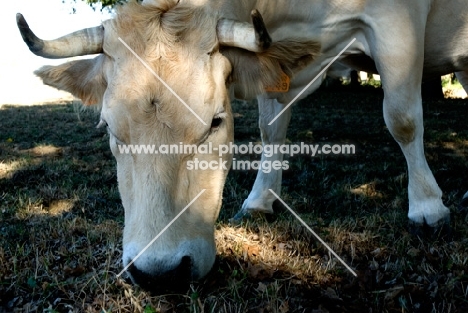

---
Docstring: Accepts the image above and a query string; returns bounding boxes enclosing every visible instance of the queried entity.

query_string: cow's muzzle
[126,255,193,292]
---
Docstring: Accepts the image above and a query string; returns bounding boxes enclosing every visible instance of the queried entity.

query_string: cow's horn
[16,13,104,59]
[217,9,271,52]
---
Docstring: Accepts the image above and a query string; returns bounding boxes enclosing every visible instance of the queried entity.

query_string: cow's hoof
[241,197,275,215]
[408,217,452,241]
[229,204,277,225]
[229,210,253,225]
[229,209,272,225]
[458,191,468,212]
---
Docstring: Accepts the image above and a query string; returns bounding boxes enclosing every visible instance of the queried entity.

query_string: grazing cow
[17,0,468,288]
[16,0,319,289]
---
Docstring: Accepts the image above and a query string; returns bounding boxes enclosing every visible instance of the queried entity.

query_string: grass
[442,74,466,99]
[1,84,468,312]
[442,74,463,90]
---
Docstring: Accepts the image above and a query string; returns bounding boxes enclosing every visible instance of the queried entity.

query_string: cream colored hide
[17,0,319,288]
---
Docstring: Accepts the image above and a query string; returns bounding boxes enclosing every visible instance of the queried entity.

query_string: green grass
[1,85,468,312]
[442,74,463,90]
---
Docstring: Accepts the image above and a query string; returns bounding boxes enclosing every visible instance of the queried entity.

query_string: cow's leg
[231,64,333,222]
[390,106,450,227]
[232,95,291,220]
[383,88,450,228]
[384,97,450,227]
[375,34,450,229]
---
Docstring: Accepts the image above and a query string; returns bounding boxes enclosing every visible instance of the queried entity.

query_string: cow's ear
[222,39,320,99]
[34,55,107,106]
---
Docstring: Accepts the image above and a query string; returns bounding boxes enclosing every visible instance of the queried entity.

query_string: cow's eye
[211,117,222,129]
[210,112,226,131]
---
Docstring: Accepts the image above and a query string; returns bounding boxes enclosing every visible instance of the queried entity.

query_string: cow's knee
[386,113,417,144]
[383,98,421,145]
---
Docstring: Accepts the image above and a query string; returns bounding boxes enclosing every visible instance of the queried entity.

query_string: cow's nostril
[126,256,193,292]
[179,255,192,271]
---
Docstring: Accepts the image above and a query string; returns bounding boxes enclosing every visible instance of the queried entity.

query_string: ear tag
[265,71,290,92]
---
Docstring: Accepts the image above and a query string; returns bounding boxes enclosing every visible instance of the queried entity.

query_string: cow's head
[17,0,320,289]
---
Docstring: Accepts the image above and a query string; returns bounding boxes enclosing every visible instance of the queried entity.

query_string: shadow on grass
[0,104,122,310]
[1,89,468,312]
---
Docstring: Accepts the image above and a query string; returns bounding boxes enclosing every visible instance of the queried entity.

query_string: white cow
[17,0,468,288]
